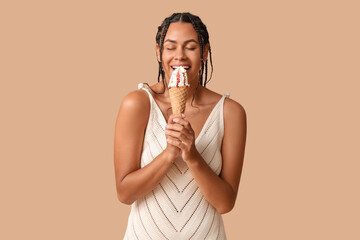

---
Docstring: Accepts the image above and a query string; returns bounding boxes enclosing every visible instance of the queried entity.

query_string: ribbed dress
[123,83,230,240]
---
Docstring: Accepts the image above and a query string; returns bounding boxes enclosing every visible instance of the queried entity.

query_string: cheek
[190,57,202,71]
[162,54,174,67]
[190,51,202,64]
[160,55,173,79]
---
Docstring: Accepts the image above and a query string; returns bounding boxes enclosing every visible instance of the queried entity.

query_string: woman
[114,12,247,239]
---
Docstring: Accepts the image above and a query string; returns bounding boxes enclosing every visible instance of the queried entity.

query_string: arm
[113,90,183,205]
[165,98,247,214]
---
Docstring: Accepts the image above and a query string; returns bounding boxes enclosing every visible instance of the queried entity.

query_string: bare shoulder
[115,89,150,134]
[222,95,247,147]
[223,97,247,121]
[120,89,149,113]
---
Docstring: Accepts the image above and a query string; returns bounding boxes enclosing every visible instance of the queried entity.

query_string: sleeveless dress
[123,83,230,240]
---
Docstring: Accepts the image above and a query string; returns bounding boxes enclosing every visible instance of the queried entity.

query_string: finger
[166,123,185,132]
[166,134,181,144]
[165,128,192,142]
[172,118,192,131]
[167,137,187,150]
[168,113,185,124]
[169,113,183,121]
[166,120,195,139]
[166,135,182,146]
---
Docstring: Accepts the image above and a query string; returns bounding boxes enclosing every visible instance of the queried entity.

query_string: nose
[174,47,186,60]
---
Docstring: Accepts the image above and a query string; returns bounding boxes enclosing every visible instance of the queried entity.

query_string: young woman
[114,12,247,239]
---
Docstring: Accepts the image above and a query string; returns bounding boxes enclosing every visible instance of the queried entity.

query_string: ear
[156,44,161,62]
[203,44,210,62]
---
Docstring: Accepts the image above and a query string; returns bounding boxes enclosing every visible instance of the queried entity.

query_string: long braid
[159,19,170,82]
[204,60,208,87]
[204,46,214,87]
[157,62,162,83]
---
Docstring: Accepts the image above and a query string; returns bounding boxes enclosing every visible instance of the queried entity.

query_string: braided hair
[143,12,214,111]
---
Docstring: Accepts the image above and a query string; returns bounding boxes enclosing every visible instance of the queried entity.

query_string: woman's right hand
[164,113,184,161]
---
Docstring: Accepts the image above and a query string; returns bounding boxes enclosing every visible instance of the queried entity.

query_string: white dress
[123,83,230,240]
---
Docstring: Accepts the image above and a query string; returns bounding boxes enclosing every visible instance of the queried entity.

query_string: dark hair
[143,12,214,113]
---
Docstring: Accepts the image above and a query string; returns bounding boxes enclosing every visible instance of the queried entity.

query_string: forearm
[117,151,175,204]
[186,152,236,214]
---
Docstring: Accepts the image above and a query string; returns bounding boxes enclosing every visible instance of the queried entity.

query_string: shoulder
[120,89,149,111]
[223,97,247,121]
[116,89,150,130]
[222,96,247,139]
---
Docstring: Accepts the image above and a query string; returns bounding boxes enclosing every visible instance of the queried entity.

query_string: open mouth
[171,66,190,71]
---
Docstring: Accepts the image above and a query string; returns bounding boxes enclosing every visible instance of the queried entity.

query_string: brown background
[1,0,359,239]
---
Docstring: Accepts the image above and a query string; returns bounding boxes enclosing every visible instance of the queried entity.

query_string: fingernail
[173,118,178,122]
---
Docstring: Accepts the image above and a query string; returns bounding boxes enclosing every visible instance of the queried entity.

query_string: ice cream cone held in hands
[168,66,190,114]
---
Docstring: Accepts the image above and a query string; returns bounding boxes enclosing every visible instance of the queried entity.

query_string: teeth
[172,66,190,70]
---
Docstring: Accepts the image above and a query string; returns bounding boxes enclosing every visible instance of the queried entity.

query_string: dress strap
[138,83,145,90]
[137,83,153,98]
[224,91,230,98]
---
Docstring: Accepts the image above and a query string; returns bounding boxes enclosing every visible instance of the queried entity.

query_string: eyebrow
[164,39,198,44]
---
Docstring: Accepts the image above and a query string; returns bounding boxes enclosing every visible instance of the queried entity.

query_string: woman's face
[157,22,208,85]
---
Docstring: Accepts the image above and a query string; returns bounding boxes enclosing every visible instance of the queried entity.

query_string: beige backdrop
[1,0,359,239]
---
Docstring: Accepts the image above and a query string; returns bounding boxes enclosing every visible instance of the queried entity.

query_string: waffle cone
[169,86,189,114]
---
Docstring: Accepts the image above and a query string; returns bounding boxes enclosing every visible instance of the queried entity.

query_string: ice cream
[168,66,190,114]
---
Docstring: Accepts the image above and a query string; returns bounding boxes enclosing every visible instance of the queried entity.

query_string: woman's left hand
[165,115,199,162]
